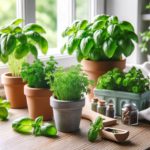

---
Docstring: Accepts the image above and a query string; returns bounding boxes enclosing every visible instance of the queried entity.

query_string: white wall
[106,0,141,64]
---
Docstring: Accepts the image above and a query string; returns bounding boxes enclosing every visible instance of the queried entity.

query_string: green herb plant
[46,65,90,100]
[0,98,10,120]
[12,116,57,137]
[88,116,103,142]
[21,56,57,88]
[96,67,150,93]
[140,3,150,53]
[61,14,138,61]
[0,18,48,76]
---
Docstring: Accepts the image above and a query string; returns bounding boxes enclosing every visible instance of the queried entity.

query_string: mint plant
[46,65,90,100]
[0,18,48,76]
[62,14,138,61]
[96,67,150,93]
[21,56,57,88]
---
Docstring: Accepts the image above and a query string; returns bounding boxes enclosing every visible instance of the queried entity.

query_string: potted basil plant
[61,14,138,98]
[94,67,150,115]
[0,18,48,108]
[21,57,57,121]
[48,65,89,132]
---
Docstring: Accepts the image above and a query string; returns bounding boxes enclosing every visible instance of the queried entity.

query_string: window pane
[36,0,57,48]
[0,0,16,26]
[76,0,89,20]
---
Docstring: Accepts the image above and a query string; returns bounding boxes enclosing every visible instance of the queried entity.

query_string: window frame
[0,0,145,75]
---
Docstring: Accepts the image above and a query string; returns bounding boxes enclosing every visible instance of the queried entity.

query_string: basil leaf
[103,38,117,58]
[119,21,134,32]
[92,20,105,30]
[23,23,46,33]
[80,36,94,57]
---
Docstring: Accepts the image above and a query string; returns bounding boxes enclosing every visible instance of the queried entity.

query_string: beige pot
[81,59,126,99]
[24,84,53,121]
[1,72,27,109]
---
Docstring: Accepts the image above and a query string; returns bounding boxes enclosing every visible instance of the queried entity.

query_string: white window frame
[15,0,105,67]
[0,0,145,75]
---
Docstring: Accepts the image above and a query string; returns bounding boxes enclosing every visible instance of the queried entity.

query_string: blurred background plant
[140,3,150,53]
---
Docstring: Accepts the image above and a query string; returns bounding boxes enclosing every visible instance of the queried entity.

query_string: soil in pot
[50,96,85,133]
[1,72,27,109]
[81,59,126,99]
[24,84,53,121]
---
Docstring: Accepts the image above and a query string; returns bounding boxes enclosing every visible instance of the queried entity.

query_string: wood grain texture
[0,109,150,150]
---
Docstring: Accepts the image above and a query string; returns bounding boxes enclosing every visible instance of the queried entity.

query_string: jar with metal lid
[121,103,138,125]
[97,100,106,115]
[91,98,98,112]
[106,103,115,118]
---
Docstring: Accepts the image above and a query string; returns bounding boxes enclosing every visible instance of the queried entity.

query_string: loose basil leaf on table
[88,116,103,142]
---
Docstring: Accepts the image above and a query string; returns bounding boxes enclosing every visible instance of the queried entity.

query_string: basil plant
[0,18,48,76]
[61,14,138,61]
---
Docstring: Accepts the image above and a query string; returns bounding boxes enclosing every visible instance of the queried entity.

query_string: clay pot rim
[24,84,51,97]
[2,72,22,79]
[1,72,25,85]
[81,59,126,64]
[24,84,49,91]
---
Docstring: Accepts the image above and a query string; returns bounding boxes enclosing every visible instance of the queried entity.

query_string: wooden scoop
[101,127,129,142]
[82,99,129,142]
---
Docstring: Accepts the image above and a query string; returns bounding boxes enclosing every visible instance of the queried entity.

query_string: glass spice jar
[121,103,138,125]
[97,100,106,115]
[91,98,98,112]
[106,103,115,118]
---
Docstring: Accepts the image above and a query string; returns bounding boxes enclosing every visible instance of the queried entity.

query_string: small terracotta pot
[81,59,126,99]
[1,72,27,109]
[24,85,53,121]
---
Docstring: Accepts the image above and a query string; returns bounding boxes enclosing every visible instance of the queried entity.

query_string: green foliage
[46,65,89,100]
[0,98,10,120]
[62,14,138,61]
[96,67,150,94]
[12,116,57,137]
[140,28,150,53]
[88,116,103,142]
[140,3,150,53]
[21,56,57,88]
[0,18,48,76]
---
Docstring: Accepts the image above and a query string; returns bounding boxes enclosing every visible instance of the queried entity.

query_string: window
[0,0,147,68]
[0,0,16,26]
[36,0,57,48]
[76,0,90,20]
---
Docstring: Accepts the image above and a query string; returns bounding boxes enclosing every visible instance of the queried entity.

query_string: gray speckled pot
[50,96,85,133]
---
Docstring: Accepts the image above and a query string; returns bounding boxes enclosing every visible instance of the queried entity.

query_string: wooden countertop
[0,109,150,150]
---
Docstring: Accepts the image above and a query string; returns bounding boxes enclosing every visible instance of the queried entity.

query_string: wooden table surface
[0,109,150,150]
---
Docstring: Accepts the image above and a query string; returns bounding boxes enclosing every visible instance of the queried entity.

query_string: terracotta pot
[24,84,53,121]
[81,59,126,99]
[1,72,27,109]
